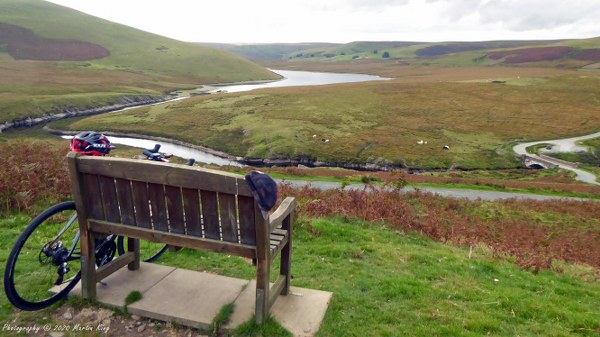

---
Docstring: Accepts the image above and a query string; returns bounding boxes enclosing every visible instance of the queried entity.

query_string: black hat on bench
[245,171,278,220]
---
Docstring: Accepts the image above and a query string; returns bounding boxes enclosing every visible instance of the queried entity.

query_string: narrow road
[513,137,600,185]
[278,179,589,201]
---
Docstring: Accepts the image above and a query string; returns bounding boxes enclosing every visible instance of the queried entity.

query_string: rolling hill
[211,38,600,69]
[0,0,279,124]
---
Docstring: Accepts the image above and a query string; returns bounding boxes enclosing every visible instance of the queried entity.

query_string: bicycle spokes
[4,202,82,310]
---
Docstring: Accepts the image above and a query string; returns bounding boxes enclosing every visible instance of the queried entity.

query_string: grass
[124,291,142,308]
[546,152,599,165]
[1,212,598,337]
[209,303,244,336]
[54,72,600,170]
[1,136,599,336]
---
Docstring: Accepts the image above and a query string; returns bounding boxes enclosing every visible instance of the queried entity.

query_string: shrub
[278,183,600,272]
[0,139,71,214]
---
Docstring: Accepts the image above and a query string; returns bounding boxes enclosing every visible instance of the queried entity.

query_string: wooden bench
[66,152,296,324]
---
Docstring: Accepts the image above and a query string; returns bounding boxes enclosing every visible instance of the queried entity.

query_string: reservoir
[205,69,389,93]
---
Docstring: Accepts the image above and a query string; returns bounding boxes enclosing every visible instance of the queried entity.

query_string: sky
[45,0,600,44]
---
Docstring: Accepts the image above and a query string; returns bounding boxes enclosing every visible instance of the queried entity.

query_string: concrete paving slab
[226,280,332,337]
[127,268,249,329]
[57,263,331,336]
[59,262,176,308]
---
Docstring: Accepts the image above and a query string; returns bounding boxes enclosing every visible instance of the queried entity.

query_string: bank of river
[0,95,173,133]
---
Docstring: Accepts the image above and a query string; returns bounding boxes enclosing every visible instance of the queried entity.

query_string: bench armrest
[269,197,296,233]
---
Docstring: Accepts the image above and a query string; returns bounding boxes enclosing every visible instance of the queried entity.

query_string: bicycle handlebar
[143,144,195,166]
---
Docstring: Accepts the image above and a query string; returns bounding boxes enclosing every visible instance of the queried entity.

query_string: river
[204,69,388,93]
[89,69,388,165]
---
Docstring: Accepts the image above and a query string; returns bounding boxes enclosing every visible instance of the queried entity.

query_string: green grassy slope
[3,214,597,336]
[54,73,600,170]
[0,0,279,123]
[0,0,277,81]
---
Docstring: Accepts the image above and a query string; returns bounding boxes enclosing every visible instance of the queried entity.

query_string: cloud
[479,0,600,31]
[346,0,410,9]
[44,0,600,43]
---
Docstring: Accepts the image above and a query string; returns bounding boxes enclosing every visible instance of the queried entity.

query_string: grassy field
[1,137,599,336]
[54,71,600,170]
[1,204,599,336]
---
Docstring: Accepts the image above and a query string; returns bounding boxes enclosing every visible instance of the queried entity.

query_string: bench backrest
[67,153,265,258]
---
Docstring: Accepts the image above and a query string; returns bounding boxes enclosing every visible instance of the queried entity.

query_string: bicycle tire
[116,236,168,263]
[4,201,81,311]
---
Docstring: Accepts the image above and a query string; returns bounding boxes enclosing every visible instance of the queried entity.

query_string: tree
[382,51,390,58]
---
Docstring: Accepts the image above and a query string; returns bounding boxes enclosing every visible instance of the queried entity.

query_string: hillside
[0,0,279,124]
[199,42,340,61]
[215,38,600,69]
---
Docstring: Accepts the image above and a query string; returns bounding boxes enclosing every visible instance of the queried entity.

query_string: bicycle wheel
[116,236,168,263]
[4,201,82,311]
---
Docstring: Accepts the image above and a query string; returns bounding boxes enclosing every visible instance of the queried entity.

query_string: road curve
[513,137,600,185]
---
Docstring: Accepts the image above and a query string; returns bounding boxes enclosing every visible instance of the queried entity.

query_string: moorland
[1,0,600,336]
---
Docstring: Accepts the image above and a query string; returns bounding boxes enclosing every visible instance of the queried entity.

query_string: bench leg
[280,214,293,295]
[255,258,270,324]
[80,232,97,300]
[127,237,140,270]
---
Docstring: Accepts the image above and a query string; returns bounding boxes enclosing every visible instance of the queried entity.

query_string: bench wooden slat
[82,174,104,221]
[219,193,238,243]
[201,190,220,240]
[269,232,289,262]
[75,156,252,196]
[237,196,256,245]
[148,183,168,231]
[98,175,120,223]
[131,181,151,229]
[182,188,202,237]
[165,186,185,234]
[115,178,136,226]
[96,252,135,281]
[88,219,256,258]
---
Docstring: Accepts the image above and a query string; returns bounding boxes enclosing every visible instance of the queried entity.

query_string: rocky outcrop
[0,95,170,133]
[239,157,403,171]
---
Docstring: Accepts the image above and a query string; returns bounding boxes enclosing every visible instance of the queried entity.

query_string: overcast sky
[45,0,600,44]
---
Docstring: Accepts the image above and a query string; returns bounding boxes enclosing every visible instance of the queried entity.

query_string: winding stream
[51,67,600,185]
[62,69,388,166]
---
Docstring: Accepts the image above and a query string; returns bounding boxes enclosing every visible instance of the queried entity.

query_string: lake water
[65,69,387,166]
[206,69,389,93]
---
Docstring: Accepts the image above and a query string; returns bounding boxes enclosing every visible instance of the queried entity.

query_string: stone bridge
[521,154,560,169]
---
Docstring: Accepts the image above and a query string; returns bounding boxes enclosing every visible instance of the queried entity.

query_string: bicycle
[3,143,194,311]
